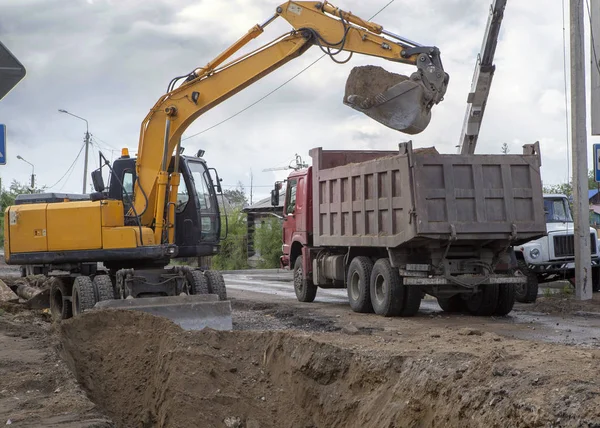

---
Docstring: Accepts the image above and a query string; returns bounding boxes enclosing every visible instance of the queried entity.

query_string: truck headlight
[529,248,540,259]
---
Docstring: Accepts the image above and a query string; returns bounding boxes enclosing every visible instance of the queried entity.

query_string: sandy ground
[2,268,600,427]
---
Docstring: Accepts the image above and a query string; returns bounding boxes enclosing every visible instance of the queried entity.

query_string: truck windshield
[544,198,572,223]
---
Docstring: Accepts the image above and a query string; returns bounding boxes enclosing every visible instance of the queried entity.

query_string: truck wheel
[347,256,374,313]
[294,257,317,303]
[515,260,538,303]
[466,284,499,316]
[72,276,97,316]
[437,295,465,313]
[494,284,516,316]
[204,270,227,301]
[93,275,116,302]
[187,270,209,295]
[370,258,403,317]
[400,284,421,317]
[50,278,72,322]
[593,267,600,293]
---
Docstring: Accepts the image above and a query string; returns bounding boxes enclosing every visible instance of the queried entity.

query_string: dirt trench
[59,310,600,428]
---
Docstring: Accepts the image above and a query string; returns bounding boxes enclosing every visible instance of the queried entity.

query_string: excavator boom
[134,0,449,239]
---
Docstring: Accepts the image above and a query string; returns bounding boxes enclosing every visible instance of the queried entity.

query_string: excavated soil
[0,302,112,427]
[344,65,409,105]
[60,310,600,428]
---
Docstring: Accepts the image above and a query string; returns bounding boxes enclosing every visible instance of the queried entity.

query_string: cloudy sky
[0,0,597,203]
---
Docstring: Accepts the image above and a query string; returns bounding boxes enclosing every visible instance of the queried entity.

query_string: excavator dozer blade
[343,65,432,135]
[93,294,233,331]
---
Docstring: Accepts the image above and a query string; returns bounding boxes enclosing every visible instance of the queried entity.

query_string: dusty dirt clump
[60,309,600,428]
[344,65,409,105]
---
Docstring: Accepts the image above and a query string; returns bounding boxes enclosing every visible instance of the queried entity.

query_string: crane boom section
[134,0,446,240]
[458,0,507,155]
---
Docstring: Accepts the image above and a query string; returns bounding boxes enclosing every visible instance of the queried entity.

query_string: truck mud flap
[93,294,232,331]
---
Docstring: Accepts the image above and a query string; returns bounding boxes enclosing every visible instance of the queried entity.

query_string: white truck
[513,193,600,302]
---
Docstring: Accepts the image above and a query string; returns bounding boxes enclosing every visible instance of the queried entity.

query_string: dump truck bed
[309,142,546,248]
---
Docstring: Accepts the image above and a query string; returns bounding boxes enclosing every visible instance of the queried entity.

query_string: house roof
[243,189,285,213]
[590,189,600,200]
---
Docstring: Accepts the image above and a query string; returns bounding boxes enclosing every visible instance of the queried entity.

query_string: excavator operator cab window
[286,179,297,215]
[122,171,134,213]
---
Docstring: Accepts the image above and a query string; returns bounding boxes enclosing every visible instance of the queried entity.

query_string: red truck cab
[279,167,312,270]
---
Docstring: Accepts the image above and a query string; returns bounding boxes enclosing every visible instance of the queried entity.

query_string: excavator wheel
[50,278,73,322]
[72,276,97,316]
[204,270,227,301]
[93,275,116,302]
[187,270,209,295]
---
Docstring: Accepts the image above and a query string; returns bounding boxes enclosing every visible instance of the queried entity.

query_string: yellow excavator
[4,1,448,330]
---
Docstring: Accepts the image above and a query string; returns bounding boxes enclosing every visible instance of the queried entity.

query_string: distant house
[588,189,600,227]
[242,190,285,265]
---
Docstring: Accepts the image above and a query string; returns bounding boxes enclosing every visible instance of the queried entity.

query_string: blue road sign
[0,124,5,166]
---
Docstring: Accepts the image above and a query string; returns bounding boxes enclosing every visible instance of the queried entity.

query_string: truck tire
[437,295,465,313]
[294,257,317,303]
[593,267,600,293]
[466,284,499,316]
[188,270,209,295]
[370,258,403,317]
[204,270,227,301]
[72,276,97,316]
[400,283,421,317]
[494,284,516,316]
[93,275,116,302]
[515,260,538,303]
[347,256,374,313]
[50,278,72,322]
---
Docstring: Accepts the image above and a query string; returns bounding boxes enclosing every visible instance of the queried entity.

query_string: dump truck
[5,1,449,329]
[272,141,547,316]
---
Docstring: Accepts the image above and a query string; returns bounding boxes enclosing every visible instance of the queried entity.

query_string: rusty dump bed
[309,142,546,248]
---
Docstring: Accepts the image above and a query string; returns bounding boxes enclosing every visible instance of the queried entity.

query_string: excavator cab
[108,152,222,258]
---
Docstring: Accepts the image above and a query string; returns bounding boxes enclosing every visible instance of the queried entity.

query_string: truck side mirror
[91,169,105,193]
[271,182,281,206]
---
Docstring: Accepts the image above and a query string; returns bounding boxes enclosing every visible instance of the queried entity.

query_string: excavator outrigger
[5,1,448,330]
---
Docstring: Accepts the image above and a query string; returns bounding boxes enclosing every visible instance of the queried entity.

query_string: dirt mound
[344,65,409,106]
[60,310,600,428]
[526,294,600,316]
[0,307,111,427]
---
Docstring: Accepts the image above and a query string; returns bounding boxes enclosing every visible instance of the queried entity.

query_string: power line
[182,0,396,142]
[47,141,87,189]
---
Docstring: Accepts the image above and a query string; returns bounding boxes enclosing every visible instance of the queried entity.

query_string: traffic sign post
[595,143,600,183]
[0,40,26,101]
[0,124,5,166]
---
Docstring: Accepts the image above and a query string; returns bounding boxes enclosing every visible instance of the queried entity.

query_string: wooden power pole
[570,0,593,300]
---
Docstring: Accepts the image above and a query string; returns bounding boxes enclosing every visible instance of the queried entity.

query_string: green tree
[254,216,282,268]
[212,207,248,270]
[501,143,510,154]
[223,181,248,208]
[543,170,598,199]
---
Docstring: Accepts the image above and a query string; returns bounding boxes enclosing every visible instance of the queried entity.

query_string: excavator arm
[133,0,449,244]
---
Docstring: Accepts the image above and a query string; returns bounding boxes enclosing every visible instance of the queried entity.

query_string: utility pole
[58,109,90,194]
[570,0,592,300]
[250,170,254,205]
[83,130,90,194]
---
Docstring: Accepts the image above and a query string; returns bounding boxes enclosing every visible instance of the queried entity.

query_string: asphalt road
[224,270,600,348]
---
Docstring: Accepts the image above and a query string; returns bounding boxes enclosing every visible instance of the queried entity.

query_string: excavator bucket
[93,294,233,331]
[343,65,433,135]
